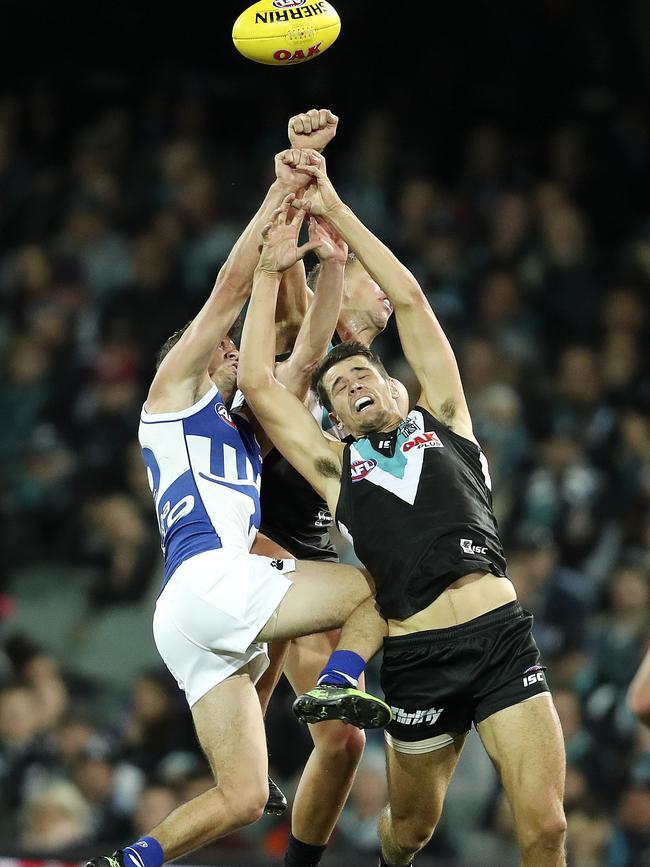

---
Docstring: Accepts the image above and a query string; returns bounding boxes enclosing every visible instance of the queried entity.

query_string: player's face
[209,337,239,396]
[343,262,393,332]
[323,355,401,437]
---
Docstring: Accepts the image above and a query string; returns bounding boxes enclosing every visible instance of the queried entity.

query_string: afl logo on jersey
[351,458,377,481]
[216,403,237,429]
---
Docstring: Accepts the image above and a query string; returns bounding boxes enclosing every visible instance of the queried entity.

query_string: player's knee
[391,813,437,854]
[519,803,567,855]
[312,720,366,764]
[221,778,269,827]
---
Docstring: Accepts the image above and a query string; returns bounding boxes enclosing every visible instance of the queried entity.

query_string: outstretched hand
[308,214,348,263]
[288,108,338,152]
[258,194,321,274]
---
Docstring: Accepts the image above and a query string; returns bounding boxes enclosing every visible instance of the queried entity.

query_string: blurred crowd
[0,70,649,867]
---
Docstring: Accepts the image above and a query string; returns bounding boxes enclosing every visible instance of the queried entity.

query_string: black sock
[284,833,327,867]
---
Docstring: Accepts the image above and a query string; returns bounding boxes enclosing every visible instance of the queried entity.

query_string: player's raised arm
[237,194,344,501]
[273,109,339,351]
[295,151,475,441]
[147,150,314,408]
[274,260,311,355]
[275,214,347,401]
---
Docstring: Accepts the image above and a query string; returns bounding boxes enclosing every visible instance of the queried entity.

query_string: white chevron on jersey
[349,409,426,505]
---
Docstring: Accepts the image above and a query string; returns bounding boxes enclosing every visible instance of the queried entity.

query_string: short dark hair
[311,340,389,412]
[306,251,360,291]
[155,318,242,370]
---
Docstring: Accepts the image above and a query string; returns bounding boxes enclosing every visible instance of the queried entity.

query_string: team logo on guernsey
[398,417,419,437]
[215,403,237,429]
[351,458,377,481]
[402,431,444,453]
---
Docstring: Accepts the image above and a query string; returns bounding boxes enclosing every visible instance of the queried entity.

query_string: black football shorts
[381,601,549,747]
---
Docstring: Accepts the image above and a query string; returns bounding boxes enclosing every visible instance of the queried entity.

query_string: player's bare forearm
[275,261,311,356]
[326,203,423,310]
[239,268,340,497]
[238,267,283,391]
[294,258,344,363]
[277,258,344,399]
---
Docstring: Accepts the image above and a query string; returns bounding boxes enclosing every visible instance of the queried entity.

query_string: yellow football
[232,0,341,66]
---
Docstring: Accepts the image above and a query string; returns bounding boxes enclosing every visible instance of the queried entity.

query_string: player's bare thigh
[257,559,372,642]
[476,694,566,857]
[476,693,565,802]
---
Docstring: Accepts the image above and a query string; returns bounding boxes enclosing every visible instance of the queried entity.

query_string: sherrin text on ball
[232,0,341,66]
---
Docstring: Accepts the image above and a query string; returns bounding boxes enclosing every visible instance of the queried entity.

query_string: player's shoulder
[144,372,214,416]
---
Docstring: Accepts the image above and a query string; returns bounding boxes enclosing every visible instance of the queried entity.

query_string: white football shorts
[152,548,295,707]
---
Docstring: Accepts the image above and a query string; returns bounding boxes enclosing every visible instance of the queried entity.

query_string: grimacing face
[323,355,402,437]
[343,261,393,332]
[209,337,239,396]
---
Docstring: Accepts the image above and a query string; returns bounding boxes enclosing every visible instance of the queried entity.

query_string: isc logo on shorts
[523,665,546,687]
[391,706,443,726]
[351,458,377,481]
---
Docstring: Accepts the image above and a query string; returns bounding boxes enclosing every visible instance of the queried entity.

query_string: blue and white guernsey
[138,384,262,592]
